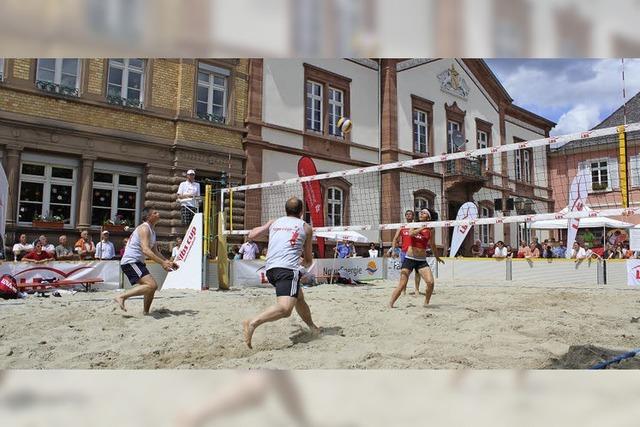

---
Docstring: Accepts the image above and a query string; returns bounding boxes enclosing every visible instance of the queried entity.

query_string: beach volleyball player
[242,197,320,349]
[389,208,444,308]
[115,208,178,315]
[391,209,422,296]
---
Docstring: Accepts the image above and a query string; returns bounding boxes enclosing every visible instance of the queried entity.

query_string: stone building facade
[0,58,247,254]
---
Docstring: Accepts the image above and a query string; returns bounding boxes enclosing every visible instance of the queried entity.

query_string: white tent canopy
[530,206,634,230]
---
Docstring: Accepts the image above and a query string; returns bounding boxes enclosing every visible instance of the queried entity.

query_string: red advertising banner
[298,156,325,257]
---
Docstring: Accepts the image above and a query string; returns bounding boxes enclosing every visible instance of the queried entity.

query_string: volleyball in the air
[337,116,352,134]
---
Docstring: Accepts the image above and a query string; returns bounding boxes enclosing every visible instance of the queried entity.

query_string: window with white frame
[306,80,323,132]
[91,169,141,226]
[414,196,431,212]
[590,159,609,191]
[477,130,488,169]
[18,161,77,224]
[107,58,145,106]
[515,148,532,183]
[523,149,531,182]
[447,120,461,153]
[630,155,640,188]
[196,63,229,123]
[328,87,344,137]
[36,59,81,95]
[0,58,4,81]
[479,206,491,245]
[88,0,142,39]
[413,110,428,153]
[327,187,343,226]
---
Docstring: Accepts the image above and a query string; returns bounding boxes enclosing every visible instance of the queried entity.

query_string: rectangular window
[590,160,609,191]
[477,130,488,170]
[18,163,76,224]
[306,80,323,132]
[328,87,344,137]
[413,110,428,154]
[479,207,490,246]
[36,59,81,96]
[515,147,532,183]
[91,170,141,226]
[447,120,461,153]
[630,155,640,188]
[107,58,145,107]
[414,197,432,212]
[0,58,4,81]
[196,63,229,123]
[327,187,343,227]
[523,150,531,183]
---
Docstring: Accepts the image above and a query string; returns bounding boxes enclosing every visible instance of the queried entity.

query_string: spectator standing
[177,169,201,226]
[335,240,351,258]
[95,231,116,260]
[74,230,95,259]
[368,243,379,258]
[171,237,183,261]
[239,239,260,260]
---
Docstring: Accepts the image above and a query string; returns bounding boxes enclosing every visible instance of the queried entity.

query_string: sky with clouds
[485,59,640,136]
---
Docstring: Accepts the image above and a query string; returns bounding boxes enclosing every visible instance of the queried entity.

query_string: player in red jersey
[389,209,444,308]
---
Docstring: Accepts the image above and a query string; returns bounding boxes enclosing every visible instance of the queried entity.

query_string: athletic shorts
[401,257,430,273]
[121,262,150,285]
[266,268,301,298]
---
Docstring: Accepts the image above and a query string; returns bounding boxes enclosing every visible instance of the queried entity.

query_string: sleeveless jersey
[410,228,432,250]
[121,222,156,265]
[400,227,412,252]
[265,216,307,271]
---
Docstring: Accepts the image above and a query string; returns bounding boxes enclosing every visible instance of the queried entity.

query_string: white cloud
[551,104,601,136]
[491,59,640,133]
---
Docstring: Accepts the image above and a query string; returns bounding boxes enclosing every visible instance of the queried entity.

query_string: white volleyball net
[221,123,640,247]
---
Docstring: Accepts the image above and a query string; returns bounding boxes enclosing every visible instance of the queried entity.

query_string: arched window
[414,197,430,212]
[413,189,436,216]
[327,187,343,226]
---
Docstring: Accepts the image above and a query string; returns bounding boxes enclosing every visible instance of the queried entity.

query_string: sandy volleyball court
[1,280,639,369]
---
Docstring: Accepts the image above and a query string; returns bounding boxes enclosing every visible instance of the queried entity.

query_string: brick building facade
[0,58,247,255]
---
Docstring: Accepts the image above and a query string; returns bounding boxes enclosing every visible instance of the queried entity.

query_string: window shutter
[609,158,619,190]
[578,161,592,192]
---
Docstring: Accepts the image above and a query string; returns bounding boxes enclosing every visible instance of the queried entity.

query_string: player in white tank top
[121,222,156,265]
[242,197,320,349]
[114,208,178,315]
[264,216,307,272]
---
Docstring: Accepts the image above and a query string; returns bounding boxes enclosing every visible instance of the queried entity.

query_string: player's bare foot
[310,325,321,336]
[114,296,126,312]
[243,319,255,349]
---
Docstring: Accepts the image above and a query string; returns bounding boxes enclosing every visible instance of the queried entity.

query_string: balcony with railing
[445,157,485,178]
[444,157,487,196]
